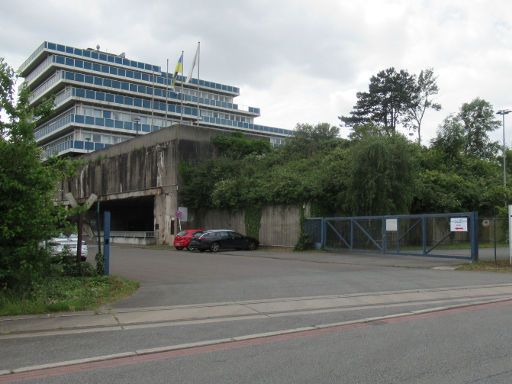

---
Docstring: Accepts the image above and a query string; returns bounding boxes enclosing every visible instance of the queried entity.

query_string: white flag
[186,43,200,84]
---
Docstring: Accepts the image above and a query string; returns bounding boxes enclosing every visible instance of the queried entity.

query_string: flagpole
[165,58,169,125]
[180,50,184,124]
[196,42,200,126]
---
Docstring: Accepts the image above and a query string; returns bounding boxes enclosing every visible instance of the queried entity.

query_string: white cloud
[2,0,512,144]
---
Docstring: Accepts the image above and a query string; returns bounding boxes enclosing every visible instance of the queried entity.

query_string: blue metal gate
[304,212,478,261]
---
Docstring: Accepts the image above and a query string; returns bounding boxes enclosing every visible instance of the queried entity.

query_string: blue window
[92,63,100,72]
[115,95,123,104]
[75,59,84,68]
[96,92,105,101]
[65,72,74,80]
[110,67,118,75]
[141,124,149,132]
[57,44,65,52]
[144,64,151,70]
[118,68,125,76]
[105,119,114,127]
[112,80,120,89]
[115,57,122,64]
[99,53,107,61]
[130,84,137,92]
[74,48,82,56]
[137,85,145,93]
[105,93,114,102]
[134,72,141,80]
[74,140,84,149]
[130,60,137,68]
[103,79,111,87]
[85,89,95,99]
[107,55,114,63]
[75,88,85,97]
[75,115,85,124]
[122,58,130,66]
[83,50,90,58]
[115,120,123,129]
[154,88,162,97]
[142,99,150,108]
[124,121,132,130]
[85,141,94,150]
[184,107,191,115]
[142,73,149,82]
[156,77,163,84]
[95,117,104,126]
[65,57,73,66]
[85,116,94,125]
[101,65,109,73]
[83,61,92,70]
[48,42,56,50]
[121,82,129,90]
[124,96,133,105]
[134,98,142,107]
[103,111,111,118]
[126,70,133,78]
[137,62,144,69]
[94,143,104,150]
[91,51,98,60]
[94,77,102,86]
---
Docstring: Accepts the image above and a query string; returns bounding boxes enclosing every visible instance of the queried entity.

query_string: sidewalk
[2,283,512,338]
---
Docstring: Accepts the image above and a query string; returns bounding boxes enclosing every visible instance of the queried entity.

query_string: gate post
[321,218,325,249]
[470,211,479,262]
[421,215,427,255]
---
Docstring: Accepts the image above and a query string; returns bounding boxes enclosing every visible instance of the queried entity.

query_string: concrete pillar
[154,191,178,245]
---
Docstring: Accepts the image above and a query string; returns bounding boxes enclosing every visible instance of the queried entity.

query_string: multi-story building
[19,42,292,158]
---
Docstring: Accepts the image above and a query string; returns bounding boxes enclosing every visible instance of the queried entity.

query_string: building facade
[19,42,292,158]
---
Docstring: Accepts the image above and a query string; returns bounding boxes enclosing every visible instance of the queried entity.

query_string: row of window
[46,42,160,72]
[53,64,252,113]
[70,87,199,117]
[51,52,239,94]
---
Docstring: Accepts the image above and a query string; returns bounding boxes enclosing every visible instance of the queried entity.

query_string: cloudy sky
[1,0,512,144]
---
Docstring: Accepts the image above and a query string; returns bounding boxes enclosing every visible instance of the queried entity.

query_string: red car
[173,229,204,250]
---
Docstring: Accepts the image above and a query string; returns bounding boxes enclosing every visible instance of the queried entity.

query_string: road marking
[1,297,511,383]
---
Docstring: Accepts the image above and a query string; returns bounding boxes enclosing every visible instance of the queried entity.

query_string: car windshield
[176,230,188,236]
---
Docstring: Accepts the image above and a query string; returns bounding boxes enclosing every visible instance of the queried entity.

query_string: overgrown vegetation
[0,275,139,316]
[179,67,509,250]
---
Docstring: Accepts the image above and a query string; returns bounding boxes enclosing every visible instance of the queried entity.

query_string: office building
[19,42,292,158]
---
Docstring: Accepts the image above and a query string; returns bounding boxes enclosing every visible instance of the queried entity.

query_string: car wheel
[175,247,183,251]
[210,242,220,252]
[248,241,257,250]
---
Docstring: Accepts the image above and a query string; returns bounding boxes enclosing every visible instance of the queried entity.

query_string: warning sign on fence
[450,217,468,232]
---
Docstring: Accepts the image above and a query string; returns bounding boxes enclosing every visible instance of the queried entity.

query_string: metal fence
[305,212,479,260]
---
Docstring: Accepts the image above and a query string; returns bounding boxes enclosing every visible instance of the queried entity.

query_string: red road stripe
[1,299,511,383]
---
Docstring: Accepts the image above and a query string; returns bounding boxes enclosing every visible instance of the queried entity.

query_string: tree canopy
[0,59,72,290]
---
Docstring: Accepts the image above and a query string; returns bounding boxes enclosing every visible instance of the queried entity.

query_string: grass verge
[456,260,512,272]
[0,275,139,316]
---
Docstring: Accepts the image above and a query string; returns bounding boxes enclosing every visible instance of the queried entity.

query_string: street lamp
[496,109,511,188]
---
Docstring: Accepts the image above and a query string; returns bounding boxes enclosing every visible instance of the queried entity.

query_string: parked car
[48,234,88,261]
[173,229,204,250]
[188,229,259,252]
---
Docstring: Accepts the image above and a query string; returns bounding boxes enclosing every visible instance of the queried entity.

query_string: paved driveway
[93,245,512,308]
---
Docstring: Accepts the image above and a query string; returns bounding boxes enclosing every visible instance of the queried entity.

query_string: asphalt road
[103,245,512,308]
[2,246,512,383]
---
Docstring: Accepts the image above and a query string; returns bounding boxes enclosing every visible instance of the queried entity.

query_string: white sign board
[177,207,188,222]
[450,217,468,232]
[386,219,398,232]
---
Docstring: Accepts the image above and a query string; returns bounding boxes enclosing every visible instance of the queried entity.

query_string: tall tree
[404,68,441,145]
[339,68,417,135]
[0,59,70,290]
[432,98,500,161]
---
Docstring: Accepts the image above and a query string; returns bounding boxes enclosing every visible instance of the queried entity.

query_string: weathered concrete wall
[259,205,300,247]
[195,205,300,247]
[64,125,267,245]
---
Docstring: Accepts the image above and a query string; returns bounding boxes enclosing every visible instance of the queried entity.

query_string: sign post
[103,211,111,275]
[509,205,512,266]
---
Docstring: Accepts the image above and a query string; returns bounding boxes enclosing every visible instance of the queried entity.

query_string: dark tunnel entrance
[95,196,154,232]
